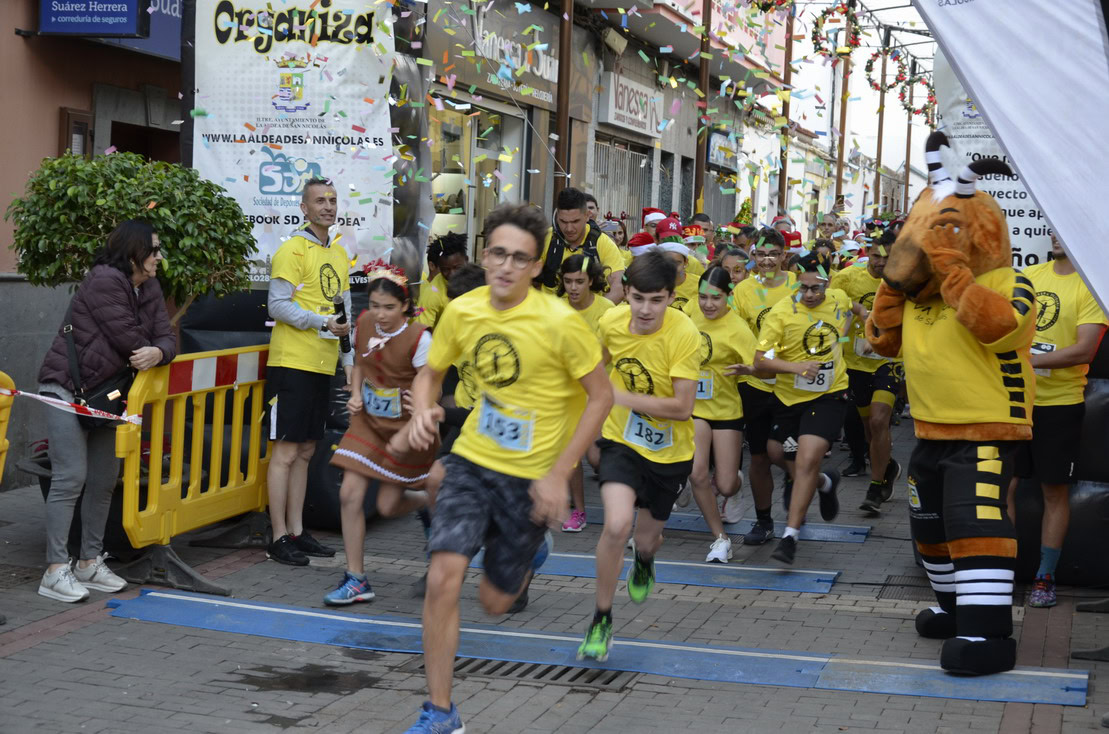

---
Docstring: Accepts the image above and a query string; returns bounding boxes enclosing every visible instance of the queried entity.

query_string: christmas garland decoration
[749,0,793,12]
[899,74,936,117]
[864,48,907,92]
[811,3,862,59]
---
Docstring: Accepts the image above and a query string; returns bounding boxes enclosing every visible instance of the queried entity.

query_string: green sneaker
[577,618,613,662]
[627,555,655,603]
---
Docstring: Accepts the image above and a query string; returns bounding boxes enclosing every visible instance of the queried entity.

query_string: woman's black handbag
[62,301,136,430]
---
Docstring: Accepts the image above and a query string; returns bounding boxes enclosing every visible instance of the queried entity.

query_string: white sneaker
[675,480,693,508]
[706,534,732,564]
[720,496,745,525]
[38,563,90,602]
[73,554,127,592]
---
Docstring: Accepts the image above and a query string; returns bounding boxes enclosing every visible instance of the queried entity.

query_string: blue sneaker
[323,571,375,606]
[404,701,465,733]
[532,530,553,572]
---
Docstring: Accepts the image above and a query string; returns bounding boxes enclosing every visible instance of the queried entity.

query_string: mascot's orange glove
[921,224,975,307]
[921,223,1017,344]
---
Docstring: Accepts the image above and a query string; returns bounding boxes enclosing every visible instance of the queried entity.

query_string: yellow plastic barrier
[116,345,271,548]
[0,371,14,479]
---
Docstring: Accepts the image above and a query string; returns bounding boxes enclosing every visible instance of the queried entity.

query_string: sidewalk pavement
[0,421,1106,733]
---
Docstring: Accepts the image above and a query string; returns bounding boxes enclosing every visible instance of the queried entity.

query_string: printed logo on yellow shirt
[458,360,478,404]
[802,322,839,357]
[615,357,654,394]
[474,334,521,388]
[1035,291,1061,331]
[859,291,876,310]
[699,333,713,366]
[320,263,341,300]
[756,306,773,331]
[672,296,690,310]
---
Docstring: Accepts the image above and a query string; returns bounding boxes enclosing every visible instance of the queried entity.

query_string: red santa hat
[628,231,656,257]
[784,230,804,254]
[642,207,666,225]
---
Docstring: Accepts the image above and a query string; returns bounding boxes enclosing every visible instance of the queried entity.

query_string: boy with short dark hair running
[397,202,613,734]
[755,253,865,565]
[578,250,701,661]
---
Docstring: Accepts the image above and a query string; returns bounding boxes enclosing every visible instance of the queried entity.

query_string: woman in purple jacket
[36,220,177,603]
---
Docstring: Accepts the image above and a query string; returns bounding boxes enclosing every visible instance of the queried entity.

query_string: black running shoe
[506,588,529,614]
[292,531,336,558]
[881,459,902,502]
[859,482,884,515]
[267,534,309,566]
[841,458,867,477]
[743,520,775,546]
[771,536,797,565]
[818,470,840,522]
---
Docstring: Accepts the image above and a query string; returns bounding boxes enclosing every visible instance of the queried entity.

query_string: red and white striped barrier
[0,387,142,425]
[166,351,267,396]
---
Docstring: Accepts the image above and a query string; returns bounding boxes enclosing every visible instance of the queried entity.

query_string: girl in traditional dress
[324,261,437,605]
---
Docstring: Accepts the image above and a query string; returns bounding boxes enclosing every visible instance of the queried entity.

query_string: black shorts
[848,363,904,409]
[695,416,746,432]
[1015,402,1085,484]
[427,455,547,594]
[771,390,849,452]
[738,382,776,455]
[596,439,693,522]
[908,439,1018,543]
[264,366,331,443]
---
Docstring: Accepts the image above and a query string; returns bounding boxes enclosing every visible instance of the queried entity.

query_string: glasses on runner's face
[797,283,826,294]
[485,246,538,269]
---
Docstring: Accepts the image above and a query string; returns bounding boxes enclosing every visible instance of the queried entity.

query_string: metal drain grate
[397,656,638,691]
[0,563,42,589]
[878,574,1026,605]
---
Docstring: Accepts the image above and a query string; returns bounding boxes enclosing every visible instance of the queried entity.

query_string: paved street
[0,422,1105,733]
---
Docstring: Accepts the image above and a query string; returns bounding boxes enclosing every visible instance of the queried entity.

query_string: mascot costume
[865,131,1036,675]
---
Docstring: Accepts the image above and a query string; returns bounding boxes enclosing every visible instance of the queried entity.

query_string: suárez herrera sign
[39,0,150,38]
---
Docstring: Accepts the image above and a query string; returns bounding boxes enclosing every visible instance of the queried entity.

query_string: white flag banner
[913,0,1109,306]
[192,1,396,280]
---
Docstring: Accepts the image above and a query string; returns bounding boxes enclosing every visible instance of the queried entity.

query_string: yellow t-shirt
[539,225,625,294]
[417,272,449,328]
[900,268,1036,428]
[453,355,478,411]
[670,272,700,312]
[730,271,797,392]
[564,292,615,335]
[1025,262,1108,406]
[682,300,757,421]
[599,305,702,463]
[686,255,705,278]
[756,288,852,406]
[428,287,602,479]
[620,248,634,268]
[268,232,351,375]
[830,264,890,373]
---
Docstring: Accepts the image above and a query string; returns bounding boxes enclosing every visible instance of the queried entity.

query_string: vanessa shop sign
[191,0,394,278]
[598,72,661,138]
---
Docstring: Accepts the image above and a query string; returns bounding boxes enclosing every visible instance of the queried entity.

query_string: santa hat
[642,207,666,225]
[657,241,691,256]
[771,215,795,228]
[681,224,705,245]
[783,231,804,254]
[655,216,683,242]
[628,231,656,257]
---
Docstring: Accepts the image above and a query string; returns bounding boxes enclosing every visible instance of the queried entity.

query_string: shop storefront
[426,0,596,255]
[594,70,661,231]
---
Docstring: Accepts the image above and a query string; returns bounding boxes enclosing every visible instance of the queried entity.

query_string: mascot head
[883,131,1015,303]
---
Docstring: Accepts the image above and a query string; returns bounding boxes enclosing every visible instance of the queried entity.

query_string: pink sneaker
[562,509,587,532]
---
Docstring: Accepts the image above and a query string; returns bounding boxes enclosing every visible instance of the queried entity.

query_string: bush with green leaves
[5,152,254,320]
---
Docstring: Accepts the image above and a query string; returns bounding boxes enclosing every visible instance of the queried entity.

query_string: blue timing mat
[584,506,870,543]
[472,551,840,594]
[107,591,1088,706]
